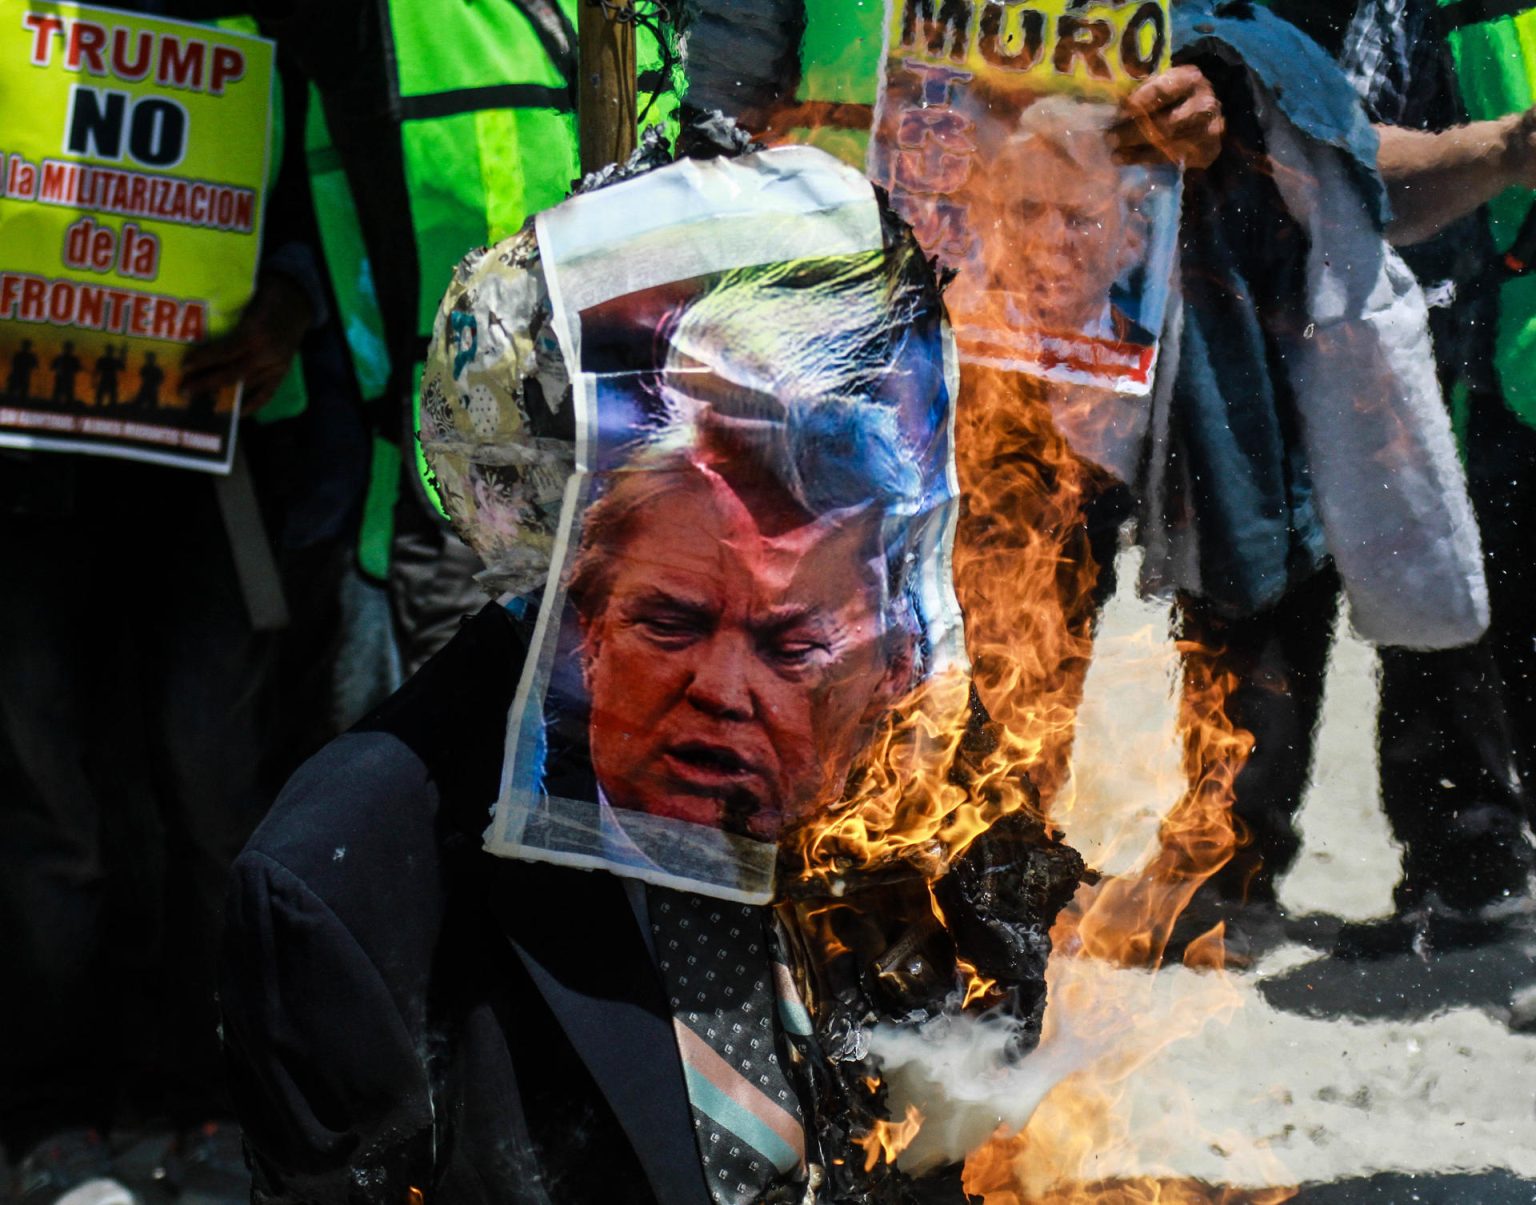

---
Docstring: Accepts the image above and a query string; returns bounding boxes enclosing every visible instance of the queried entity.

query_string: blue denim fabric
[1164,0,1384,615]
[1176,0,1387,225]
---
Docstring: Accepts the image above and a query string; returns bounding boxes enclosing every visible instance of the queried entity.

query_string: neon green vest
[392,0,582,527]
[389,0,681,338]
[304,0,582,571]
[394,0,680,527]
[1439,0,1536,426]
[389,1,581,343]
[304,0,679,568]
[787,3,884,166]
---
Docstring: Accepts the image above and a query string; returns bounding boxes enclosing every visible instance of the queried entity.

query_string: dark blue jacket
[220,604,714,1204]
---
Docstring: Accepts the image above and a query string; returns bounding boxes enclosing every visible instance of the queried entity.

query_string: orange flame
[857,1103,925,1172]
[769,89,1295,1204]
[1061,641,1255,970]
[955,954,999,1009]
[783,364,1097,886]
[954,632,1295,1203]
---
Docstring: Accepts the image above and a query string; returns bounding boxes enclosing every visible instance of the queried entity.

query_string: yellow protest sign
[0,1,273,472]
[891,0,1171,103]
[871,0,1178,396]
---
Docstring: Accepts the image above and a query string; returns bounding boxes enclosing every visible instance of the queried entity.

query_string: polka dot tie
[647,888,808,1205]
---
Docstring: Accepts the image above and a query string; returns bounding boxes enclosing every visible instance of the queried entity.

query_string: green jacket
[1440,0,1536,426]
[278,0,676,571]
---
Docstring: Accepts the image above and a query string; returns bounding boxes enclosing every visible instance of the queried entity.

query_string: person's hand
[1109,64,1225,171]
[180,271,312,416]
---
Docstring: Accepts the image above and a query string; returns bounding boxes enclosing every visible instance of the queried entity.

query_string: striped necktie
[647,888,809,1205]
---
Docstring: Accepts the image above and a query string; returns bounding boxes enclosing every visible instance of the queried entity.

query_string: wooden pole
[578,0,638,176]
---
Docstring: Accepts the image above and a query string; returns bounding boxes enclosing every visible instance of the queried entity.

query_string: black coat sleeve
[220,733,450,1204]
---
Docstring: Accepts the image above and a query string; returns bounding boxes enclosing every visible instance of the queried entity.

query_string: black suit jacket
[220,604,712,1205]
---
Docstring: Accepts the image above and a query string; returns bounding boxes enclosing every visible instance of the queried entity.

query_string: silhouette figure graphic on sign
[5,340,38,401]
[50,342,82,405]
[133,352,164,410]
[94,345,124,409]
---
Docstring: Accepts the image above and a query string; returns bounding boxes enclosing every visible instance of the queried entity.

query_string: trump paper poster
[454,150,965,904]
[871,0,1180,396]
[762,0,1181,404]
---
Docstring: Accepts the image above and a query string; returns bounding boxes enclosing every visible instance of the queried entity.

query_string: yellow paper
[871,0,1179,397]
[0,1,273,471]
[889,0,1172,102]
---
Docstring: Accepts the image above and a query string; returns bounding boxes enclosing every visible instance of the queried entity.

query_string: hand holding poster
[0,2,273,472]
[422,147,965,904]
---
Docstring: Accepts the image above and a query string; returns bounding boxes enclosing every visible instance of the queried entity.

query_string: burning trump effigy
[476,219,961,902]
[424,137,1090,1201]
[220,131,1085,1205]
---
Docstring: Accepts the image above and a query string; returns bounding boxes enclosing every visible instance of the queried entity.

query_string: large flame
[957,635,1289,1203]
[937,128,1296,1197]
[785,364,1099,882]
[766,92,1298,1201]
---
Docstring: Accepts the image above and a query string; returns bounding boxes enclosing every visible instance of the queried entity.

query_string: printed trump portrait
[494,243,964,902]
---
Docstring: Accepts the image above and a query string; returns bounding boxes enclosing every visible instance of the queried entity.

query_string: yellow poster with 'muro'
[891,0,1171,102]
[0,1,273,472]
[872,0,1179,396]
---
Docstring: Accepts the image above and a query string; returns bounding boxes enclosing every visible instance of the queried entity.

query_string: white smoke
[867,1006,1101,1175]
[869,951,1242,1177]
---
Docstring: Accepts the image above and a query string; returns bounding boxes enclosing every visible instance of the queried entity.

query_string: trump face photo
[568,417,913,840]
[498,242,961,897]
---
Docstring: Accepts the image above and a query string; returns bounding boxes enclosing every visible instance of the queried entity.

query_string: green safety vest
[300,0,678,574]
[389,0,581,344]
[778,2,884,166]
[394,0,581,541]
[1438,0,1536,426]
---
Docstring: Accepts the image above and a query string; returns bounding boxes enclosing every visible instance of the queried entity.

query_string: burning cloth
[422,145,966,905]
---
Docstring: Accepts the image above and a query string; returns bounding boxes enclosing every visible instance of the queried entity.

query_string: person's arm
[1378,109,1536,246]
[219,736,446,1202]
[177,270,314,413]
